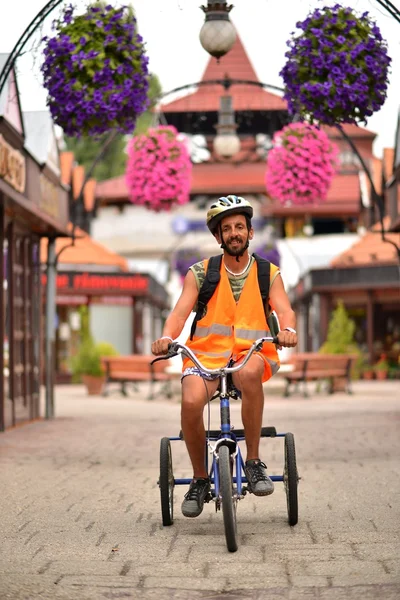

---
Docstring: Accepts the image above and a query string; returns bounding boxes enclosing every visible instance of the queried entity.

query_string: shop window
[312,218,345,235]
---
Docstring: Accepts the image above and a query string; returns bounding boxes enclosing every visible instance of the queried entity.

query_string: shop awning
[40,225,128,272]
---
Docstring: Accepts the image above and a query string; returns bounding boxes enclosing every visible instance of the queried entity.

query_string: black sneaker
[245,459,274,496]
[181,478,210,518]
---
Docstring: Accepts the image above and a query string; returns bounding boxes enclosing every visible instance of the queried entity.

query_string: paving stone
[224,577,290,590]
[0,381,399,599]
[208,561,287,577]
[142,576,227,591]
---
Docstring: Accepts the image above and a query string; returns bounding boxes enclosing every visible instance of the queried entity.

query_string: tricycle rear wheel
[284,432,299,526]
[159,437,174,526]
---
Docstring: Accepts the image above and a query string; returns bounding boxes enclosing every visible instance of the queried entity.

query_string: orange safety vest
[183,259,280,382]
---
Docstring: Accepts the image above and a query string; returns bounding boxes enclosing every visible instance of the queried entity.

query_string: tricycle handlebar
[165,336,278,375]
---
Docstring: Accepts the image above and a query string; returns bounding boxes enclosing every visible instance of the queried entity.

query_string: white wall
[91,195,267,260]
[90,305,133,355]
[277,233,360,289]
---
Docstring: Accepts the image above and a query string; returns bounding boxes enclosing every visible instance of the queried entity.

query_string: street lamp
[213,94,241,158]
[199,1,236,60]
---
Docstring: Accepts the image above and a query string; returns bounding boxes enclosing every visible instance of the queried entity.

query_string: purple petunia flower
[41,3,149,137]
[279,4,391,125]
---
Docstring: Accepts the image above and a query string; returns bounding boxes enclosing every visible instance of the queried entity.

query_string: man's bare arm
[269,274,297,348]
[152,270,199,355]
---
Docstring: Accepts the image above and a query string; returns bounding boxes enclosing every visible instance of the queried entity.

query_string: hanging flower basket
[280,5,391,125]
[41,3,149,137]
[126,125,192,212]
[174,248,203,280]
[265,123,338,206]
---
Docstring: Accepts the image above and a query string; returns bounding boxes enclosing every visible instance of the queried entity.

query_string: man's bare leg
[181,375,219,478]
[232,355,265,460]
[233,356,274,496]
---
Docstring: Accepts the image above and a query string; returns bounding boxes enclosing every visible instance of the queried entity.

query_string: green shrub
[319,300,363,378]
[71,339,119,382]
[96,341,119,358]
[71,338,103,380]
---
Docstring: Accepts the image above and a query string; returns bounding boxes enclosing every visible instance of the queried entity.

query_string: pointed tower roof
[161,34,286,113]
[0,53,25,136]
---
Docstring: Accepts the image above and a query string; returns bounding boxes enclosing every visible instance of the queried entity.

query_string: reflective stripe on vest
[235,328,271,341]
[195,323,232,337]
[192,348,232,359]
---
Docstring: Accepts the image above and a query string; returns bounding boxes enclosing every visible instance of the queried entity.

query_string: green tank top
[189,256,280,306]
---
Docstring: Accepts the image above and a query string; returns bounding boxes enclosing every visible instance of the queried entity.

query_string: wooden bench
[283,353,357,398]
[101,355,175,400]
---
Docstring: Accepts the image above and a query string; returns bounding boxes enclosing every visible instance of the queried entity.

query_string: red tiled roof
[262,174,361,217]
[40,225,128,271]
[161,34,286,113]
[96,166,362,218]
[331,226,400,267]
[191,161,266,194]
[322,124,376,139]
[97,175,128,202]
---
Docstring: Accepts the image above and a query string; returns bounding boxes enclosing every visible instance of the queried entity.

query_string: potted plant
[71,339,118,395]
[361,363,374,380]
[374,355,389,380]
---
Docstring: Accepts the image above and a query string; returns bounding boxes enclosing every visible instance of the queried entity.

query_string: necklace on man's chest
[224,256,251,277]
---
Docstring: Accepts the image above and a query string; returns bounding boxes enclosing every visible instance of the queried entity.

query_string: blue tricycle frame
[156,338,299,553]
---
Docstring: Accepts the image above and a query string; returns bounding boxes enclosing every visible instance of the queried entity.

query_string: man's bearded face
[218,214,253,257]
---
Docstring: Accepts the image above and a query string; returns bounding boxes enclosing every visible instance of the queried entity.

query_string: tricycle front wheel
[219,444,238,552]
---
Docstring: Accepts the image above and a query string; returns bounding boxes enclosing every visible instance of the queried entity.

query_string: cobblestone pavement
[0,380,399,600]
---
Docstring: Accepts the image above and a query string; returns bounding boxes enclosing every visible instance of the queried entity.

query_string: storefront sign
[90,296,133,306]
[42,271,149,295]
[39,174,63,220]
[0,134,26,193]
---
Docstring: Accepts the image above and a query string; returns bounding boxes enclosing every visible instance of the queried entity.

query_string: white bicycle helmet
[206,195,253,233]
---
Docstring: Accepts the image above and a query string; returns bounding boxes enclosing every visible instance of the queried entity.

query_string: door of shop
[1,218,41,429]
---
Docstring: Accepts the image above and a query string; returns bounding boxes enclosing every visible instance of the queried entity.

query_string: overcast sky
[1,0,399,156]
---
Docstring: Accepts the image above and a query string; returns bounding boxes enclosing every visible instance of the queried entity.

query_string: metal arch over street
[158,75,400,263]
[0,0,65,96]
[159,77,286,99]
[375,0,400,22]
[1,0,399,96]
[0,0,399,264]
